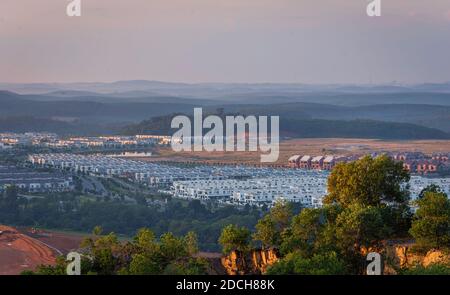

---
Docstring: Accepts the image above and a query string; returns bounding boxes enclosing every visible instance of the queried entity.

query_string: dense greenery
[219,156,449,275]
[410,191,450,251]
[279,118,450,140]
[253,201,293,249]
[265,251,347,275]
[325,155,410,207]
[0,188,260,251]
[218,224,251,254]
[398,263,450,275]
[3,89,450,137]
[24,228,209,275]
[263,156,414,274]
[121,112,450,140]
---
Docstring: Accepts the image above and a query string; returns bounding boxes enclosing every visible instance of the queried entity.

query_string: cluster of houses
[0,165,73,193]
[25,152,450,206]
[392,152,450,175]
[29,153,330,207]
[288,155,359,171]
[0,132,58,147]
[49,135,171,149]
[29,153,233,187]
[28,154,188,186]
[0,132,171,150]
[288,152,450,175]
[166,170,450,206]
[168,176,327,208]
[30,154,325,188]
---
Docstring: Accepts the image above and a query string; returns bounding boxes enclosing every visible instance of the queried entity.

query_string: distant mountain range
[2,80,450,99]
[0,81,449,139]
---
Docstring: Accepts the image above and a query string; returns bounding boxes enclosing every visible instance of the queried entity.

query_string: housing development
[288,152,450,175]
[0,165,73,193]
[24,153,450,208]
[0,132,171,149]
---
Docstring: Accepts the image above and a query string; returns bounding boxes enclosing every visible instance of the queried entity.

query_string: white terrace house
[171,177,328,208]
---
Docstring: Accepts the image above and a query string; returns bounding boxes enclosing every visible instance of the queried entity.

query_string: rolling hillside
[1,89,449,137]
[122,114,450,140]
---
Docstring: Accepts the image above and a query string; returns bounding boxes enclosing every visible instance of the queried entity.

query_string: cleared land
[0,225,84,275]
[0,225,56,275]
[142,138,450,166]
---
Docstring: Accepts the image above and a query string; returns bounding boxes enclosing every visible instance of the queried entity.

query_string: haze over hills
[2,81,450,108]
[0,81,449,138]
[2,80,450,101]
[122,114,450,140]
[220,103,450,132]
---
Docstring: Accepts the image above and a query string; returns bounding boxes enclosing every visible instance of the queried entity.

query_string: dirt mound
[17,228,85,255]
[0,225,57,275]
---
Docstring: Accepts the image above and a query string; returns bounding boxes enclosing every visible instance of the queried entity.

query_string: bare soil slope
[0,225,56,275]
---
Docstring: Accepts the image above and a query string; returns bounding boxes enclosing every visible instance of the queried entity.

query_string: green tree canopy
[266,251,347,275]
[253,201,293,249]
[324,155,410,208]
[29,227,207,275]
[418,184,447,199]
[218,224,251,254]
[410,192,450,251]
[335,204,393,252]
[280,205,341,256]
[253,215,278,249]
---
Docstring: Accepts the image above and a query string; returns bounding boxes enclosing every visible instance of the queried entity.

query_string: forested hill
[1,90,449,137]
[121,114,450,140]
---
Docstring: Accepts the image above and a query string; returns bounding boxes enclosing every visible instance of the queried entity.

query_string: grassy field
[140,138,450,166]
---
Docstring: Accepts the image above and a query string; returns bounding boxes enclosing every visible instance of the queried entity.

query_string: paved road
[80,176,107,195]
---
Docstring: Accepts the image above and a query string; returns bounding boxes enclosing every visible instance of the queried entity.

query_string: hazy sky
[1,0,450,84]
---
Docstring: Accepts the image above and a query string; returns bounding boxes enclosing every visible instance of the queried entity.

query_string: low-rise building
[0,165,73,193]
[288,155,301,168]
[299,155,312,169]
[311,156,324,170]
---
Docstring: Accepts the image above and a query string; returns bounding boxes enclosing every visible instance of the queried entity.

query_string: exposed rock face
[221,243,449,275]
[384,244,449,274]
[252,249,279,274]
[422,250,450,267]
[360,240,449,274]
[221,249,279,275]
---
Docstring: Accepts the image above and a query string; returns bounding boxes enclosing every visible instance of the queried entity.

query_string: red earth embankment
[0,225,57,275]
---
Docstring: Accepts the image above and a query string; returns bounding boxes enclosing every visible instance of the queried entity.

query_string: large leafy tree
[269,201,293,230]
[273,156,414,274]
[127,228,162,274]
[410,192,450,251]
[184,231,199,256]
[280,206,341,256]
[80,232,121,275]
[325,155,412,237]
[325,155,410,208]
[253,201,293,249]
[335,204,393,252]
[418,184,445,199]
[253,216,278,249]
[218,224,251,254]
